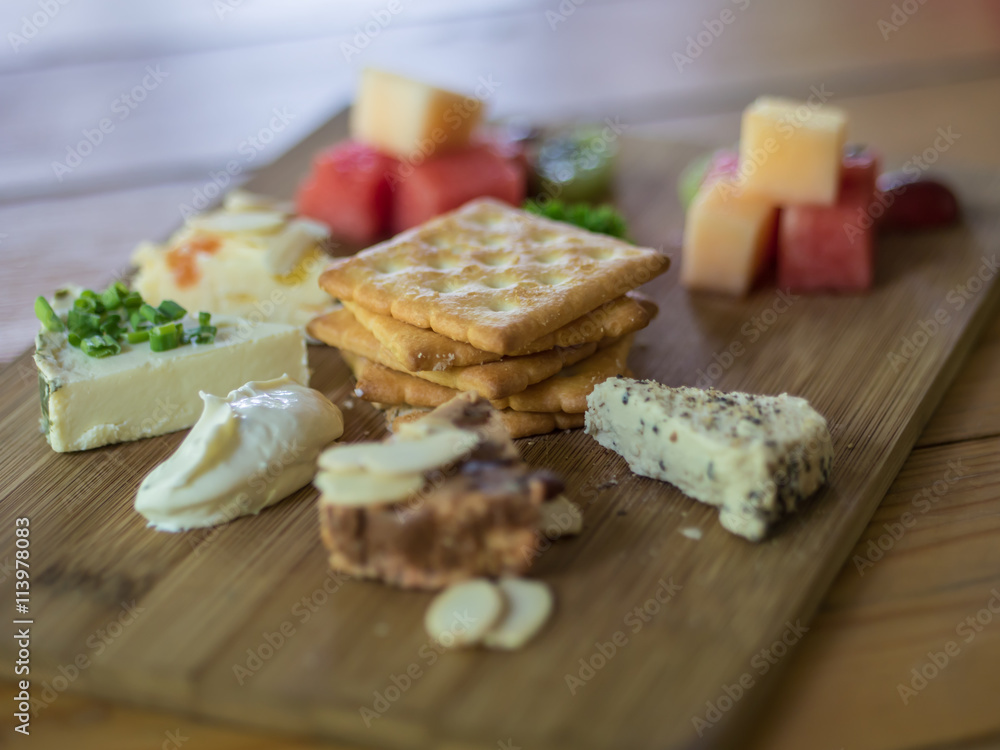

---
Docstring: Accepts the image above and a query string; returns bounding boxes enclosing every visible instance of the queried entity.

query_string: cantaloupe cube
[682,177,778,296]
[740,97,847,205]
[351,68,483,161]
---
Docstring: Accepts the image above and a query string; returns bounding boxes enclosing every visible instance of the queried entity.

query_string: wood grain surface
[2,109,1000,748]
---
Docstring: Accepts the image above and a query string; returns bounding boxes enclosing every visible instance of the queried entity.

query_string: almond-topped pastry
[314,393,564,589]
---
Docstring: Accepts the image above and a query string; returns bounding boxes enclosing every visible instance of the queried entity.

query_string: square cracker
[318,198,669,354]
[345,335,633,414]
[343,292,657,371]
[309,307,598,401]
[382,404,585,439]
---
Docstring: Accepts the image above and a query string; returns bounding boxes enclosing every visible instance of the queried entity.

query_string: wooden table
[2,2,999,748]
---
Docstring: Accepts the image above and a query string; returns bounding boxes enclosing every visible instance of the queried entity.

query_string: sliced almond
[317,428,480,476]
[188,210,287,235]
[265,217,330,275]
[482,578,554,650]
[538,495,583,538]
[424,579,505,648]
[314,471,424,506]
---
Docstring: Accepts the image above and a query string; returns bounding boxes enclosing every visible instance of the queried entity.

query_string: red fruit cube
[389,142,526,235]
[296,140,397,246]
[778,149,880,293]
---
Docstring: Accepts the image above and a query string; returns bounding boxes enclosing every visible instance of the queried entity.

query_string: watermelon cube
[389,141,526,235]
[296,140,397,246]
[778,149,880,292]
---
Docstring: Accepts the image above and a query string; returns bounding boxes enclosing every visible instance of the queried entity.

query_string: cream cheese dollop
[135,375,344,531]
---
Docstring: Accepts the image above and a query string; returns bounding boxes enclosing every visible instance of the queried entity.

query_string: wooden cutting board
[3,111,1000,750]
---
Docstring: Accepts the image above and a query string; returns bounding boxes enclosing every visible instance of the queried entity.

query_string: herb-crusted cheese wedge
[585,378,833,541]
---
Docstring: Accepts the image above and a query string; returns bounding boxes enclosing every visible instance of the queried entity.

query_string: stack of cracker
[309,198,669,438]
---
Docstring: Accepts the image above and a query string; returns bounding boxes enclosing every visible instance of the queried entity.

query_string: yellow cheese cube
[681,178,777,296]
[739,96,847,205]
[350,68,483,160]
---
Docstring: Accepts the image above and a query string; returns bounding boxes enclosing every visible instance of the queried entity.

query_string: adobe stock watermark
[564,578,683,695]
[673,0,752,72]
[359,610,492,726]
[694,289,798,388]
[692,619,809,736]
[178,107,296,218]
[8,0,73,52]
[844,126,960,244]
[27,600,145,716]
[853,460,967,575]
[878,0,929,40]
[213,0,246,20]
[188,435,309,555]
[50,65,169,182]
[232,568,352,685]
[340,0,404,61]
[887,254,999,372]
[896,587,1000,705]
[546,0,587,30]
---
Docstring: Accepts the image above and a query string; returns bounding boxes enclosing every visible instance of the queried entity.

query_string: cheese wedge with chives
[34,302,309,452]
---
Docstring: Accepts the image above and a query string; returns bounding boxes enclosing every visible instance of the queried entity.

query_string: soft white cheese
[585,378,833,541]
[135,375,344,531]
[131,195,334,329]
[34,309,309,452]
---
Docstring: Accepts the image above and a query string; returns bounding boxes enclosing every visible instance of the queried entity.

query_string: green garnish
[523,199,630,240]
[190,325,217,345]
[157,300,187,322]
[67,309,101,338]
[139,303,163,324]
[36,286,216,358]
[149,323,181,352]
[80,334,121,358]
[34,296,64,332]
[101,285,122,311]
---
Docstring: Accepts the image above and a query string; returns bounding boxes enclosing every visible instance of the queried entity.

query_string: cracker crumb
[343,398,354,409]
[680,527,702,540]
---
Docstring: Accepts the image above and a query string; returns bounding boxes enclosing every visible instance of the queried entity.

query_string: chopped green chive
[37,286,220,357]
[122,291,143,309]
[191,325,217,345]
[158,300,187,322]
[34,296,64,332]
[79,289,105,314]
[101,285,122,311]
[139,303,162,323]
[100,314,122,337]
[149,323,180,352]
[67,309,101,338]
[80,334,121,358]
